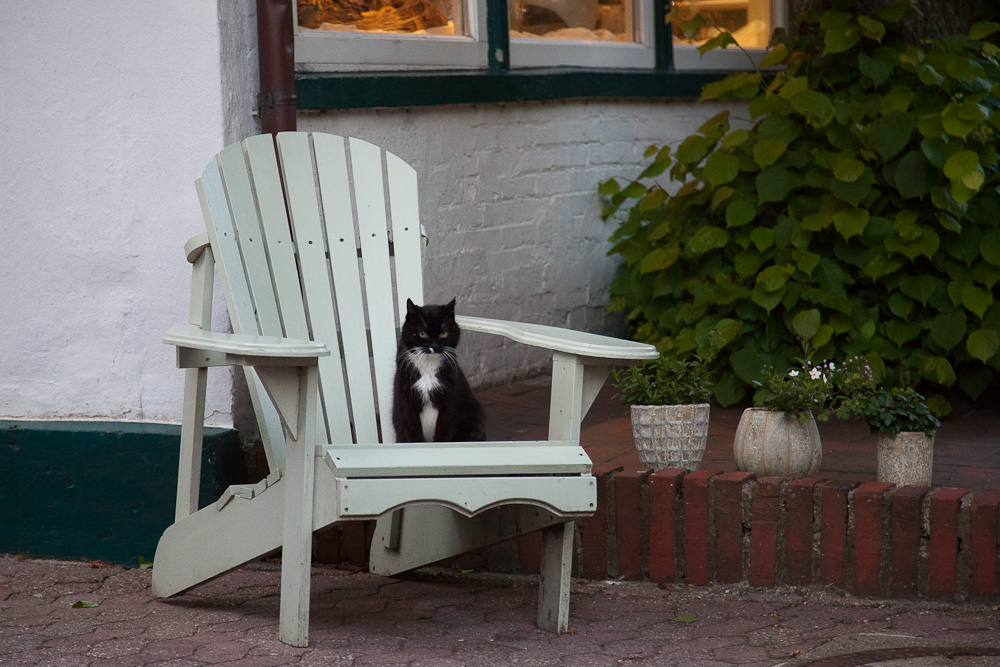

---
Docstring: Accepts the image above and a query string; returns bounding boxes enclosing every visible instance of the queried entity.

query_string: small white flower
[809,368,822,380]
[788,370,800,377]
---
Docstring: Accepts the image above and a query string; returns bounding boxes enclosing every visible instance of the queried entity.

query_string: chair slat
[197,159,257,335]
[216,143,281,337]
[275,132,353,445]
[243,136,308,340]
[349,138,399,443]
[312,133,379,444]
[244,135,331,444]
[196,157,286,470]
[385,152,424,316]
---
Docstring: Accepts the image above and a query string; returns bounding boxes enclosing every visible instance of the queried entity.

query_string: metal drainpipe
[257,0,297,135]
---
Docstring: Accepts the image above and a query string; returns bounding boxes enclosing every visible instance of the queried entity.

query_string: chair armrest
[455,315,658,362]
[164,324,330,365]
[184,233,211,264]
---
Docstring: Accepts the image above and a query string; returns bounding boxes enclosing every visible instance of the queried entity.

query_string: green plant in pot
[612,332,723,470]
[834,356,940,485]
[599,1,1000,416]
[734,339,833,478]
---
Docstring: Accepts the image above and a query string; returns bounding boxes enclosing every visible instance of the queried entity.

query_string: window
[670,0,779,69]
[508,0,656,69]
[295,0,489,69]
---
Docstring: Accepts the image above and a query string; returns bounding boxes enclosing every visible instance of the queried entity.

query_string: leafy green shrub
[600,1,1000,411]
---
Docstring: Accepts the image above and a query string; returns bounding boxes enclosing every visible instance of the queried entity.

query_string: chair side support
[548,352,612,443]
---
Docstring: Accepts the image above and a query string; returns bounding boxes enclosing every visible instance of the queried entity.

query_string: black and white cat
[391,298,487,443]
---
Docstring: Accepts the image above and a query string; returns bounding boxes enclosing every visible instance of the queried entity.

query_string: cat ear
[406,298,419,315]
[445,298,457,313]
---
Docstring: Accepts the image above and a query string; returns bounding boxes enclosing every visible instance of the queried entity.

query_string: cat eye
[439,332,449,339]
[418,332,429,339]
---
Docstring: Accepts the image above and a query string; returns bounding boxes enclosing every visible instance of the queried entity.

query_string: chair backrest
[196,132,426,470]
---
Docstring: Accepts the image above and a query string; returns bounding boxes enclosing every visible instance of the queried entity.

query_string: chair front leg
[258,364,319,647]
[537,520,575,633]
[175,366,208,521]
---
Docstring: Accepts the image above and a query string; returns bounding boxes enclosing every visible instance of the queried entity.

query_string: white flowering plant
[753,340,833,421]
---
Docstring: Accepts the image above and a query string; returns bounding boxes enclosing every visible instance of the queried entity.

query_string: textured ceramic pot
[877,430,934,486]
[733,407,822,478]
[630,403,710,471]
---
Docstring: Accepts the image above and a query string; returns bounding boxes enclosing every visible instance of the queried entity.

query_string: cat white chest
[419,404,439,442]
[411,352,444,441]
[411,353,444,400]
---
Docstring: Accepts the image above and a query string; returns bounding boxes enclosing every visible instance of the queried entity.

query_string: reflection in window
[297,0,469,37]
[509,0,637,44]
[671,0,772,49]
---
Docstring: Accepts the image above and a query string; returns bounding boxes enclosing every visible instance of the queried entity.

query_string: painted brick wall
[298,100,735,386]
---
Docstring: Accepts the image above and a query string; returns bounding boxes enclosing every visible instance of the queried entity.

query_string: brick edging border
[585,469,997,601]
[317,468,1000,601]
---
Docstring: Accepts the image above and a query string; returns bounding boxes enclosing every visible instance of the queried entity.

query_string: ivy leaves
[601,6,1000,408]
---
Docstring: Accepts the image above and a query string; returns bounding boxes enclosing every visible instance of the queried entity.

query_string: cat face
[400,298,461,355]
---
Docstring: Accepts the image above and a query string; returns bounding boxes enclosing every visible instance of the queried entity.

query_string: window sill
[295,67,728,109]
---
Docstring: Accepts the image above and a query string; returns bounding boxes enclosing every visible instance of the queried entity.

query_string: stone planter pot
[733,407,822,478]
[877,430,935,486]
[630,403,710,471]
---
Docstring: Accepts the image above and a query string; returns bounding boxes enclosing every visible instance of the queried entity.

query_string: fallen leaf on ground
[672,613,697,623]
[71,601,98,608]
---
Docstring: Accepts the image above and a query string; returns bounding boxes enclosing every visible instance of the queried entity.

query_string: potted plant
[834,357,940,486]
[734,342,832,478]
[612,333,722,471]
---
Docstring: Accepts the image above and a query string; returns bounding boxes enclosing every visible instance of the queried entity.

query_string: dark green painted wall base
[1,421,242,568]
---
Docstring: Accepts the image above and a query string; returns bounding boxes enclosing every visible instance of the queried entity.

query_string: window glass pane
[672,0,772,49]
[297,0,469,37]
[509,0,638,43]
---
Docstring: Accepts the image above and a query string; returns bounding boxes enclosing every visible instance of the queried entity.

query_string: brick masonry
[317,469,1000,602]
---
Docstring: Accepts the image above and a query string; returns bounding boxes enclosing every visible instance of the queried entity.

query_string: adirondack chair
[151,132,658,647]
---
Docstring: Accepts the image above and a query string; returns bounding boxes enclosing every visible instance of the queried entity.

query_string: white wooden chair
[151,132,657,646]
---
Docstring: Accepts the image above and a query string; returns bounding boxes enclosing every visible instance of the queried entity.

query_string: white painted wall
[0,2,240,425]
[299,101,732,386]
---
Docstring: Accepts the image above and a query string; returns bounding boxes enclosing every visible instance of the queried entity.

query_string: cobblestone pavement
[3,555,1000,666]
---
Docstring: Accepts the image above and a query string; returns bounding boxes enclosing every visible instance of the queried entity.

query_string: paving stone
[21,650,93,666]
[5,555,1000,666]
[211,657,299,667]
